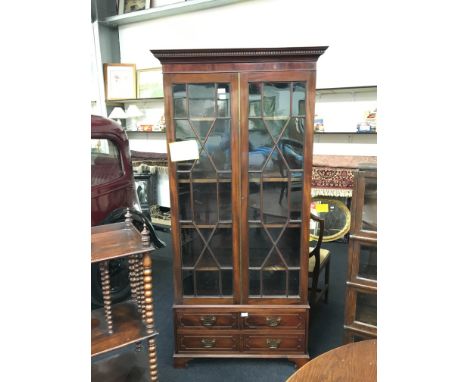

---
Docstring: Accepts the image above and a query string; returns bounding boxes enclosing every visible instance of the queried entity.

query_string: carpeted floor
[147,230,349,382]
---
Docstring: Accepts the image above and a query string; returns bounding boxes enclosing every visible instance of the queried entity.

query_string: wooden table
[286,340,376,382]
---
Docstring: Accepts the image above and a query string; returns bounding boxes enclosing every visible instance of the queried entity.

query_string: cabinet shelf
[106,97,163,106]
[316,131,376,135]
[103,0,243,27]
[91,301,158,357]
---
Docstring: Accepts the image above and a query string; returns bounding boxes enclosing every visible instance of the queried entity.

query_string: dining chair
[308,213,331,304]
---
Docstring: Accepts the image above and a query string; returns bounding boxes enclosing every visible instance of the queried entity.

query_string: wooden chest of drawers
[173,305,309,368]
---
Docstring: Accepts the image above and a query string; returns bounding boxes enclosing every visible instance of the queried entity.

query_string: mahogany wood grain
[286,340,377,382]
[91,222,155,263]
[99,260,113,334]
[152,47,327,367]
[148,338,158,381]
[91,301,157,357]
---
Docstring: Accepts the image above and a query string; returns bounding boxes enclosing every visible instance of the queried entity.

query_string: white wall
[118,0,378,88]
[116,0,378,155]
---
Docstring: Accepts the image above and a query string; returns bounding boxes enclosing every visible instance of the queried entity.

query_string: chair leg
[324,259,330,304]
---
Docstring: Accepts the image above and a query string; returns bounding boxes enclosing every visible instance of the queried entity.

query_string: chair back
[309,213,324,278]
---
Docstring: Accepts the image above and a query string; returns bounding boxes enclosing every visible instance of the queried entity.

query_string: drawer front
[176,312,238,329]
[177,335,239,352]
[243,335,305,352]
[242,313,306,329]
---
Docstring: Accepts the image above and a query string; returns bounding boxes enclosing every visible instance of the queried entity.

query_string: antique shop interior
[91,1,377,381]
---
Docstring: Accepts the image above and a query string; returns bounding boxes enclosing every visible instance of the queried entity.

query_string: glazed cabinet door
[165,73,240,304]
[240,72,316,303]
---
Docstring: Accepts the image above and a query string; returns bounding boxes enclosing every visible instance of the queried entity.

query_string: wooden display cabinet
[343,166,377,343]
[91,213,159,381]
[151,47,327,368]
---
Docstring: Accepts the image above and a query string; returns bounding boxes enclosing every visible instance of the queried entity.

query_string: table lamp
[126,104,143,131]
[108,107,127,126]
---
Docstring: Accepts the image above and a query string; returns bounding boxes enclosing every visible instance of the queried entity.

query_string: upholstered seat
[308,248,331,272]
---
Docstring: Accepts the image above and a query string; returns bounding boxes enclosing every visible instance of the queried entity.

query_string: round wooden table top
[286,340,377,382]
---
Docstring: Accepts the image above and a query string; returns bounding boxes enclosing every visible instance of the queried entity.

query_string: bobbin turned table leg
[128,254,139,305]
[141,223,158,381]
[148,338,158,381]
[99,260,113,334]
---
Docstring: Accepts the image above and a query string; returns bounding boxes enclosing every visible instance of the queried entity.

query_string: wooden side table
[91,210,159,381]
[286,339,376,382]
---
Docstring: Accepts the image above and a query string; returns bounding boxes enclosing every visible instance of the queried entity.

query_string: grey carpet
[149,231,348,382]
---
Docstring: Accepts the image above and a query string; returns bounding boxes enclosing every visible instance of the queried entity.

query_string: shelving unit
[103,0,244,27]
[106,97,164,106]
[343,166,377,343]
[91,216,159,381]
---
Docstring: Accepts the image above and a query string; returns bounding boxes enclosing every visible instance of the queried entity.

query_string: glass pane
[276,227,301,267]
[362,176,377,231]
[264,249,287,271]
[261,182,288,224]
[248,178,261,221]
[188,83,215,118]
[249,83,262,117]
[281,118,304,169]
[249,270,260,295]
[91,139,123,186]
[248,120,274,171]
[264,118,289,142]
[263,147,287,177]
[248,227,273,268]
[292,82,306,116]
[196,271,219,296]
[191,144,217,179]
[217,83,230,117]
[190,119,214,140]
[221,270,233,295]
[263,269,286,295]
[355,292,377,326]
[178,182,192,221]
[182,270,194,295]
[358,244,377,280]
[175,119,195,140]
[288,270,300,296]
[181,228,204,267]
[193,183,218,225]
[218,182,232,221]
[208,228,232,267]
[289,175,303,221]
[263,82,290,117]
[196,250,219,270]
[206,119,231,171]
[173,84,187,118]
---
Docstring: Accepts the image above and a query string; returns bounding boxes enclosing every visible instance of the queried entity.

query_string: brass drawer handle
[266,338,281,349]
[201,338,216,348]
[200,315,217,327]
[266,316,282,327]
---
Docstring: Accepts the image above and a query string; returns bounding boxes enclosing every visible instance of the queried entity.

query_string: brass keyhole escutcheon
[201,338,216,348]
[266,316,282,327]
[266,338,281,349]
[200,315,216,326]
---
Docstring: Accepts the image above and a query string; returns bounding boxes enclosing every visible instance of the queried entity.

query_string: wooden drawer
[176,311,238,329]
[177,334,239,352]
[243,334,305,352]
[242,312,306,329]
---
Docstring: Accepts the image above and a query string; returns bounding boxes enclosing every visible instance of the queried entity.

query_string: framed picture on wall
[103,63,136,100]
[118,0,150,15]
[137,67,164,99]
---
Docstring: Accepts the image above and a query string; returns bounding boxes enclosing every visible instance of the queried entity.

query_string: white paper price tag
[169,140,199,162]
[240,312,249,317]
